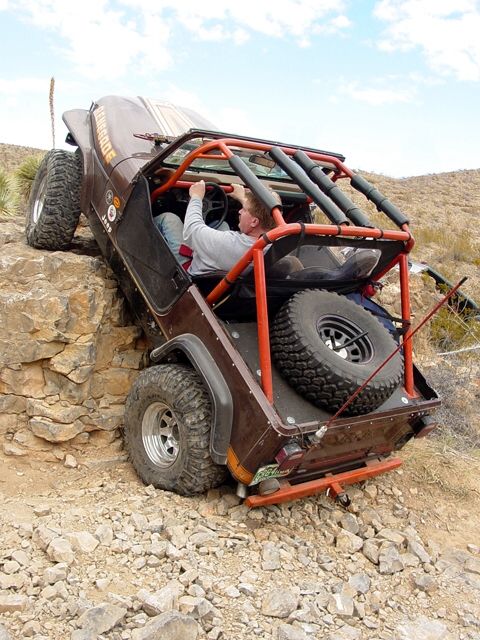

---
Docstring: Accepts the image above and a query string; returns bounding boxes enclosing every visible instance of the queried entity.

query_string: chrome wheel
[32,174,47,224]
[317,314,373,363]
[142,401,180,468]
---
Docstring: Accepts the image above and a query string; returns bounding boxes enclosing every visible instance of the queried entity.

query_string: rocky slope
[0,218,145,467]
[1,144,479,639]
[0,454,479,640]
[1,219,479,640]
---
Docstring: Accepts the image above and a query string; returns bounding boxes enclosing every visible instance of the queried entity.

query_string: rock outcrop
[0,218,145,465]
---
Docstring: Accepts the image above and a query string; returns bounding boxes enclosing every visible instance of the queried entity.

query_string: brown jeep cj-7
[26,95,441,507]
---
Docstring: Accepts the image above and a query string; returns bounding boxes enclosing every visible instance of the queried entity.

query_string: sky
[0,0,479,178]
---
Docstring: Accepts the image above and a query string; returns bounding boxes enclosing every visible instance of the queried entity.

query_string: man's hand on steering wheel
[189,180,206,200]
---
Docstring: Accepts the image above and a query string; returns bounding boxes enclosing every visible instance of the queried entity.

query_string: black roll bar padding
[350,174,410,227]
[293,150,374,228]
[268,147,350,226]
[228,155,283,213]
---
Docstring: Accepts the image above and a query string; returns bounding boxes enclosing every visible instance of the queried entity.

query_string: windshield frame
[142,128,346,183]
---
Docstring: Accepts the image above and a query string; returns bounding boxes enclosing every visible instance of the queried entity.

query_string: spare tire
[270,289,403,415]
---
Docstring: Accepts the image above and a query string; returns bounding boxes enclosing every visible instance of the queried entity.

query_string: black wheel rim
[142,402,180,468]
[316,314,374,363]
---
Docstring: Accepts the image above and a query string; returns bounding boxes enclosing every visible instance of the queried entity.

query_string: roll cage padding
[351,174,410,227]
[228,155,283,213]
[293,150,373,228]
[150,333,233,465]
[268,147,350,227]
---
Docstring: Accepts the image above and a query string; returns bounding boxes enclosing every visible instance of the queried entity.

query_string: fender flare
[150,334,233,465]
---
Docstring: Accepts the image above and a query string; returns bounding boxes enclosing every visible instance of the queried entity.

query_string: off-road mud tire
[26,149,82,250]
[124,364,227,495]
[271,289,403,415]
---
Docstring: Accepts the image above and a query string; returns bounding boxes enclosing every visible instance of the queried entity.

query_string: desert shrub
[448,231,478,263]
[424,353,480,452]
[429,307,480,352]
[15,154,44,201]
[0,169,18,217]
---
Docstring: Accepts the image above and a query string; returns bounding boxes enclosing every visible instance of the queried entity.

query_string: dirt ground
[3,435,479,546]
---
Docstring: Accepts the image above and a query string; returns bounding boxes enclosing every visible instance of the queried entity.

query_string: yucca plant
[15,154,44,202]
[0,169,18,217]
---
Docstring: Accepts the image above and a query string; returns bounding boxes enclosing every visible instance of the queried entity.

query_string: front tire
[26,149,82,250]
[124,364,227,495]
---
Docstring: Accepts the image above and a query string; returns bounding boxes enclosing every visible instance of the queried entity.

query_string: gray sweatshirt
[183,196,256,276]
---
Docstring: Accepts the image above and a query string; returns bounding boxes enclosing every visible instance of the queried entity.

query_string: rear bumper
[246,457,402,507]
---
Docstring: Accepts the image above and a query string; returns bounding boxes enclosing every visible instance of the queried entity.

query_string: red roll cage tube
[151,138,416,405]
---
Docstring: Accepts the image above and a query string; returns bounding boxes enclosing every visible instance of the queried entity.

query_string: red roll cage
[150,137,416,407]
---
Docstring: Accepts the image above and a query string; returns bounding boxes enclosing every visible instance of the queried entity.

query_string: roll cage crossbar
[150,137,416,405]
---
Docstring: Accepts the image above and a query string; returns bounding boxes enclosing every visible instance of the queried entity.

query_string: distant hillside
[0,142,46,173]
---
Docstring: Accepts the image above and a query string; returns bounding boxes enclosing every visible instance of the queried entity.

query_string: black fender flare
[150,334,233,465]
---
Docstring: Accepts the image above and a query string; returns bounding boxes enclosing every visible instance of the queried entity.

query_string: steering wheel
[202,182,228,229]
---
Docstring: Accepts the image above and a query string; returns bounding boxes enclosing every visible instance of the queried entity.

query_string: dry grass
[423,352,480,450]
[429,307,480,351]
[401,439,480,499]
[412,225,478,263]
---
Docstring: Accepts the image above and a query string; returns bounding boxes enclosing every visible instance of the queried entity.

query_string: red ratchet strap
[179,244,193,271]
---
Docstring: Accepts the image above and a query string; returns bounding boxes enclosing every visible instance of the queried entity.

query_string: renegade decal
[93,106,117,165]
[113,195,121,209]
[107,205,117,222]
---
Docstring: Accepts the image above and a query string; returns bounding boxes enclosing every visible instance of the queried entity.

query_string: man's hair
[245,190,281,231]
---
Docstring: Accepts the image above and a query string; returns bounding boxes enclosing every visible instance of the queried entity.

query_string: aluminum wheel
[316,314,373,363]
[142,401,180,468]
[32,174,47,224]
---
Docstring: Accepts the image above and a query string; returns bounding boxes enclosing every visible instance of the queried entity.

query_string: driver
[155,180,280,276]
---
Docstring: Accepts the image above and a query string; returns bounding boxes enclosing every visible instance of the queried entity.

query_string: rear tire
[26,149,82,250]
[124,364,227,495]
[271,290,403,415]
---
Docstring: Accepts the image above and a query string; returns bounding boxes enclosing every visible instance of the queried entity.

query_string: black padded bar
[228,155,282,213]
[293,150,373,228]
[351,174,410,227]
[268,147,349,226]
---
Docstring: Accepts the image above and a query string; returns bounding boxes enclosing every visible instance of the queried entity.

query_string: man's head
[238,190,281,236]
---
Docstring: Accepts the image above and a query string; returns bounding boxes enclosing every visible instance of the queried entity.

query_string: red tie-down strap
[179,244,193,271]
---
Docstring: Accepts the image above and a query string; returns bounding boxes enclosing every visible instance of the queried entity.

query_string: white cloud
[213,107,255,136]
[330,15,351,29]
[339,79,415,105]
[161,85,210,118]
[163,0,350,40]
[11,0,172,79]
[6,1,351,80]
[0,77,48,94]
[159,85,254,135]
[374,0,480,81]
